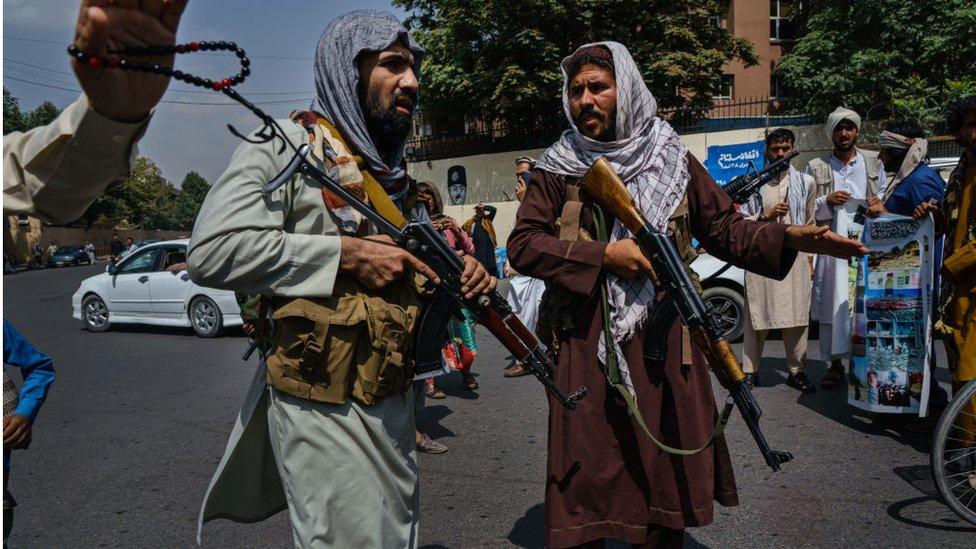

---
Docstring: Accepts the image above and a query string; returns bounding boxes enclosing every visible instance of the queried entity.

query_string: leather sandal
[425,383,447,399]
[504,362,530,377]
[820,365,845,389]
[786,372,816,393]
[462,373,479,391]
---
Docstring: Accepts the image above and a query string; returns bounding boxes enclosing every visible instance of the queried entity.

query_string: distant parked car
[691,252,745,342]
[72,239,242,337]
[48,245,91,267]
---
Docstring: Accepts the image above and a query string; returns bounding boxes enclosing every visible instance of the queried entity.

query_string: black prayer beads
[66,40,249,91]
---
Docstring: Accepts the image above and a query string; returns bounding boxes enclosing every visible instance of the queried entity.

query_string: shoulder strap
[591,203,731,456]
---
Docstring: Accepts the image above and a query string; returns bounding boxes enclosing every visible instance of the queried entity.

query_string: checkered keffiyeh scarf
[536,41,689,393]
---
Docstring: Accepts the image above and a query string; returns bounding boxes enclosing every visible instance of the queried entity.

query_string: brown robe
[507,154,797,548]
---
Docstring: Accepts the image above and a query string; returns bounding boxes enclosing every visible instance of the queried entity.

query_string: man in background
[464,203,500,277]
[506,156,544,378]
[738,128,817,393]
[109,233,124,262]
[806,107,886,389]
[938,95,976,437]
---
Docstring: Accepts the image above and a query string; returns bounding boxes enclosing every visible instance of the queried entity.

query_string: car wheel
[82,294,111,332]
[190,296,224,338]
[702,286,744,343]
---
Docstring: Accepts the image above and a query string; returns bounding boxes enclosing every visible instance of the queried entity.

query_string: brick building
[713,0,797,101]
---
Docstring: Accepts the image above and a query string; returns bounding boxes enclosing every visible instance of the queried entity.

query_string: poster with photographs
[842,203,935,415]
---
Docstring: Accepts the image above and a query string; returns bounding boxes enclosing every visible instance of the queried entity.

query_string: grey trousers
[267,387,420,548]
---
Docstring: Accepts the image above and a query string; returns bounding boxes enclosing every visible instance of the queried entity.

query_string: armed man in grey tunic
[188,11,494,548]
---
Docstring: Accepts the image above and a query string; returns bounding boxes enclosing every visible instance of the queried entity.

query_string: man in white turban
[805,106,887,388]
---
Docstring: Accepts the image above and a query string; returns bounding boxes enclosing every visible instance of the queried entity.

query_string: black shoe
[787,372,816,394]
[745,373,759,388]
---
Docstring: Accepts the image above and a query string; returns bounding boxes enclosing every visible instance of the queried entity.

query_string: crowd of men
[3,2,975,548]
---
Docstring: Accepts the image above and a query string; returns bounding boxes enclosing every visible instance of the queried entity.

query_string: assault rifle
[263,144,587,410]
[579,157,793,471]
[723,150,799,205]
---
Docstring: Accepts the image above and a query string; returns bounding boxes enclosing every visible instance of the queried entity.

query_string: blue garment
[3,320,55,422]
[883,164,945,216]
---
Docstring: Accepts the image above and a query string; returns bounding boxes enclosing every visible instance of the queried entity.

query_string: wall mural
[447,165,467,205]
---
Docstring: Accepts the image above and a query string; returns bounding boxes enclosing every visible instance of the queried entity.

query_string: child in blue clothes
[4,319,55,542]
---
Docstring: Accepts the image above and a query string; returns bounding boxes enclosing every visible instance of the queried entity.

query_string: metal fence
[405,96,816,162]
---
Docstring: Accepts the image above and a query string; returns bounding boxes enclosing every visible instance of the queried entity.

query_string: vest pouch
[351,294,415,405]
[266,296,368,404]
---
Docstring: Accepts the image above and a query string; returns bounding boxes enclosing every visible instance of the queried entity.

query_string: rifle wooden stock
[575,155,792,471]
[579,157,648,235]
[688,328,747,389]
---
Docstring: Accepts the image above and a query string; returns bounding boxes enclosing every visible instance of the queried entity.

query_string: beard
[363,88,416,162]
[573,104,616,142]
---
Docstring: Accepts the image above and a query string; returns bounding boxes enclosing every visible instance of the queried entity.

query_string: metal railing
[406,97,815,162]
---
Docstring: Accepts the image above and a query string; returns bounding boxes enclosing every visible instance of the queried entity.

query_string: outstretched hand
[72,0,189,122]
[784,225,868,259]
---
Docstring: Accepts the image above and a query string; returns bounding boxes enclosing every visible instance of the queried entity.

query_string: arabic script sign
[703,139,765,187]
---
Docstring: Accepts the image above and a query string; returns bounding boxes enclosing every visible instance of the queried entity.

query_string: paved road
[3,265,974,548]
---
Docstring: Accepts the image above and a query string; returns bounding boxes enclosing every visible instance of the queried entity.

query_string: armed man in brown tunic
[508,42,867,549]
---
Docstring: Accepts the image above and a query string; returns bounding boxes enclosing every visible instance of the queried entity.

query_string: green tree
[394,0,756,126]
[80,157,176,229]
[4,88,26,135]
[24,101,62,130]
[778,0,976,132]
[166,171,211,230]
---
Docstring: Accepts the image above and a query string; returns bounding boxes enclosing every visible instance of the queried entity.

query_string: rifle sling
[592,204,731,457]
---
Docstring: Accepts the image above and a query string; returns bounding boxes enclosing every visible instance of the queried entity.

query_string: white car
[72,239,242,337]
[692,252,746,342]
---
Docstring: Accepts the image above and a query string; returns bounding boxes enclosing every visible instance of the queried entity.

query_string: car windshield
[56,246,81,254]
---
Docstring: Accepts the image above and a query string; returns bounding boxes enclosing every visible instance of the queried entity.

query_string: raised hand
[72,0,189,122]
[762,202,789,221]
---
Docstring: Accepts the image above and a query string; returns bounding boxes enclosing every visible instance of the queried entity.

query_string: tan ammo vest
[262,114,424,406]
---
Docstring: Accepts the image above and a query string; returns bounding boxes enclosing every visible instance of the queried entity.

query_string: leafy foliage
[393,0,757,126]
[778,0,976,132]
[4,88,211,230]
[166,171,211,230]
[80,160,210,231]
[4,88,26,135]
[3,87,62,135]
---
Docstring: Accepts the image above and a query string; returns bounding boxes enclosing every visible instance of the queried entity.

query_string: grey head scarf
[311,10,424,194]
[536,41,690,397]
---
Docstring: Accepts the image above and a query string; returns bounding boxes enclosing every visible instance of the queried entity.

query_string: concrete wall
[410,122,832,248]
[4,217,188,263]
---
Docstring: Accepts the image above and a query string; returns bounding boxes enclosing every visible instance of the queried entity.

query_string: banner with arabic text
[842,202,935,415]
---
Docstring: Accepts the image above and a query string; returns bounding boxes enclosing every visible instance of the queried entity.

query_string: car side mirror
[107,263,118,275]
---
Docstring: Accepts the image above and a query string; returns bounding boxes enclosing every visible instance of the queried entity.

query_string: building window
[710,0,731,30]
[713,74,734,100]
[770,73,785,99]
[770,0,797,42]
